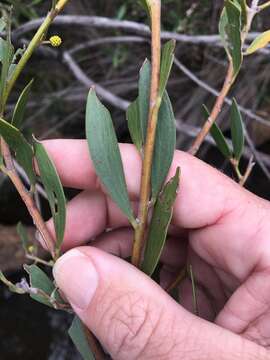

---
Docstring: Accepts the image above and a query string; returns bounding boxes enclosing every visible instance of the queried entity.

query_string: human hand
[44,139,270,359]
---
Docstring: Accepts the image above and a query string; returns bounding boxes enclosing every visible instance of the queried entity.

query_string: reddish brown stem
[189,62,234,156]
[132,0,161,267]
[1,139,56,258]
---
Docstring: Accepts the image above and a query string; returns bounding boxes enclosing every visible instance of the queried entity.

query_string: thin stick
[189,265,199,316]
[1,139,56,257]
[131,0,161,267]
[0,0,71,259]
[189,1,259,156]
[166,268,186,293]
[189,61,234,156]
[3,0,70,107]
[239,157,255,187]
[259,1,270,10]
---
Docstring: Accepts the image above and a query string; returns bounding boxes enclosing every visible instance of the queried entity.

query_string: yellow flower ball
[49,35,62,47]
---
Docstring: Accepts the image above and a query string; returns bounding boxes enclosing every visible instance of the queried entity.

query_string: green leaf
[0,271,25,294]
[142,167,180,276]
[189,265,199,316]
[230,98,244,161]
[210,122,232,159]
[152,91,176,200]
[34,141,66,253]
[136,60,176,199]
[246,30,270,55]
[69,316,95,360]
[204,105,232,159]
[138,0,151,16]
[17,222,30,253]
[0,38,14,106]
[219,0,243,76]
[24,264,55,306]
[237,0,248,28]
[86,89,135,225]
[139,59,151,141]
[0,118,36,184]
[159,40,175,99]
[0,18,6,32]
[12,79,34,128]
[127,98,143,152]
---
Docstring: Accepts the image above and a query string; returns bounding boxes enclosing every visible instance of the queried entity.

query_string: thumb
[53,247,266,360]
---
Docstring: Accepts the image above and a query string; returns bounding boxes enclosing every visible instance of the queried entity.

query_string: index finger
[43,139,264,230]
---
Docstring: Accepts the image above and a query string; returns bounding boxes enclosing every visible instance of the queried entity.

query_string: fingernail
[53,249,98,310]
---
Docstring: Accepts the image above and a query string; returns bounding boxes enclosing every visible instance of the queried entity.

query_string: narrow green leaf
[152,91,176,200]
[219,0,243,76]
[189,265,199,316]
[204,105,232,159]
[34,141,66,252]
[246,30,270,55]
[0,118,36,184]
[24,264,55,306]
[17,222,30,253]
[210,123,232,159]
[138,0,151,16]
[126,98,143,152]
[86,89,135,225]
[0,18,6,32]
[159,40,175,98]
[230,98,244,161]
[139,59,151,141]
[142,168,180,276]
[137,60,176,198]
[0,271,25,294]
[0,38,13,106]
[0,38,6,63]
[237,0,248,28]
[69,316,95,360]
[219,8,230,57]
[0,13,14,109]
[12,79,34,128]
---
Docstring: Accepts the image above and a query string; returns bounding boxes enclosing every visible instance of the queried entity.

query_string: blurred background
[1,0,270,359]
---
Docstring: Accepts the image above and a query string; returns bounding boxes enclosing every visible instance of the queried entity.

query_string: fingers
[46,190,133,250]
[92,228,187,268]
[44,139,270,281]
[43,140,141,200]
[43,139,241,229]
[53,247,268,360]
[216,268,270,347]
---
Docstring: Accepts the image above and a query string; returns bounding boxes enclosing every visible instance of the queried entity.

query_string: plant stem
[3,0,70,107]
[239,157,255,186]
[189,61,234,156]
[1,140,56,257]
[259,0,270,10]
[0,0,71,258]
[165,268,186,293]
[132,0,161,267]
[189,1,259,156]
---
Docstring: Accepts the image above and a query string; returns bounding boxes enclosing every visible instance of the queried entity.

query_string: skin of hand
[42,139,270,360]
